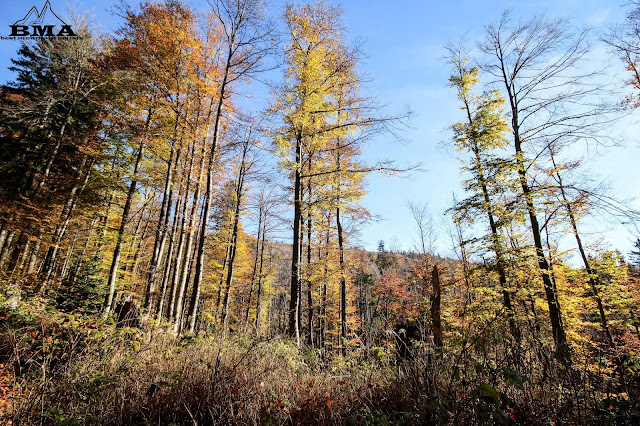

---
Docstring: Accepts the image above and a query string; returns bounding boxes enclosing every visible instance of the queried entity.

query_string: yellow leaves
[449,64,479,96]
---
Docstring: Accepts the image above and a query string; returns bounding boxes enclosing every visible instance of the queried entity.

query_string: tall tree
[446,47,520,341]
[100,0,199,318]
[0,26,106,283]
[271,1,347,343]
[478,12,608,354]
[272,1,402,346]
[186,0,272,333]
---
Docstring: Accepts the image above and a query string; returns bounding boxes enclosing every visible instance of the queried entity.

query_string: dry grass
[0,304,638,425]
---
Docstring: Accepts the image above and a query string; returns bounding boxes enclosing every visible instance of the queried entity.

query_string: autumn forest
[1,0,640,424]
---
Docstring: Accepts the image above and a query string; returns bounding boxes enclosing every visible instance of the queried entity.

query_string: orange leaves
[376,266,421,322]
[0,364,19,418]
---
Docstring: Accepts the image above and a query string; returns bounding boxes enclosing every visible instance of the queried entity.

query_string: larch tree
[270,1,347,344]
[272,1,405,347]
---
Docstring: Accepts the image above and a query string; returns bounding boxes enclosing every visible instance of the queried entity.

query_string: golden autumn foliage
[0,1,639,424]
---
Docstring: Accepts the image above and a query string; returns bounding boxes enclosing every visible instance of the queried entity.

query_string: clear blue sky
[1,0,638,259]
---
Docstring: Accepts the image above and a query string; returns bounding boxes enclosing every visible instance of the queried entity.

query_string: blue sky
[1,0,638,259]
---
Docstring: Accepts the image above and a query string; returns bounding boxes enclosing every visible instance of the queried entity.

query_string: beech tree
[186,0,273,334]
[100,0,202,318]
[478,11,608,355]
[446,46,520,341]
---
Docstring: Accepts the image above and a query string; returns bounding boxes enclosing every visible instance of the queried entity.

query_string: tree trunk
[245,205,263,330]
[254,216,267,336]
[103,111,150,318]
[502,75,568,353]
[145,137,179,314]
[173,155,205,332]
[320,215,330,353]
[430,265,443,348]
[39,157,93,284]
[188,44,234,334]
[167,150,196,321]
[157,192,181,321]
[336,206,347,357]
[131,210,151,276]
[0,226,7,250]
[26,239,41,275]
[306,206,314,348]
[6,234,28,274]
[220,143,249,334]
[289,132,303,344]
[550,152,614,346]
[0,231,15,268]
[461,90,521,342]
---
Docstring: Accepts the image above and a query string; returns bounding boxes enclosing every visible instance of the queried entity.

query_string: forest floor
[0,298,637,425]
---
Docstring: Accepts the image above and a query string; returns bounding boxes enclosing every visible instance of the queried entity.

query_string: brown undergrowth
[0,301,637,425]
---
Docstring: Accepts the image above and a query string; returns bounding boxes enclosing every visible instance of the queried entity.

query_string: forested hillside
[1,0,640,424]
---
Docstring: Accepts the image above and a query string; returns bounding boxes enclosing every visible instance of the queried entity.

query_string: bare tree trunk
[289,132,303,344]
[103,111,151,318]
[145,137,179,315]
[336,206,347,357]
[67,217,97,285]
[254,215,267,335]
[123,198,153,274]
[6,234,28,274]
[131,210,151,276]
[173,152,205,332]
[221,142,249,334]
[245,205,263,330]
[26,239,41,275]
[431,265,443,348]
[174,200,204,334]
[216,230,234,314]
[298,228,303,342]
[0,227,7,251]
[167,147,197,321]
[319,215,330,353]
[157,193,181,321]
[0,231,15,268]
[39,157,94,284]
[306,210,314,348]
